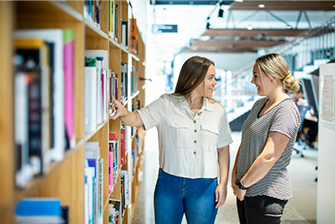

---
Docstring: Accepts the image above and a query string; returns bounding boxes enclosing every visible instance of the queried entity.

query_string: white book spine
[84,67,97,133]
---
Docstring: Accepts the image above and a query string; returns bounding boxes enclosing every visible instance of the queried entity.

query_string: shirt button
[194,130,197,133]
[194,140,197,143]
[194,151,196,155]
[193,120,196,123]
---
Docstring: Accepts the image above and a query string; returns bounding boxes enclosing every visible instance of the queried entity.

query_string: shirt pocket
[201,124,219,152]
[166,119,191,148]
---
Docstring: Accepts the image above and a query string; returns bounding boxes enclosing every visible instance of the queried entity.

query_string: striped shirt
[237,97,300,200]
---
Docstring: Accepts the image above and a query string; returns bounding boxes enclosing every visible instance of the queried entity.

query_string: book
[120,125,126,165]
[108,200,120,224]
[14,71,32,188]
[15,198,64,223]
[15,38,51,176]
[63,29,75,149]
[85,142,103,224]
[109,149,113,193]
[84,57,98,133]
[84,50,109,123]
[15,29,66,162]
[121,21,128,48]
[129,18,137,54]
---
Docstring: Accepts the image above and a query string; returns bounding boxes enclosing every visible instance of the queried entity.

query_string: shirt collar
[178,96,214,112]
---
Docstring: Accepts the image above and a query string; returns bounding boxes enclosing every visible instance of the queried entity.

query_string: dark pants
[236,196,288,224]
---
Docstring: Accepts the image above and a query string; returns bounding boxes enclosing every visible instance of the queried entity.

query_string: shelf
[3,1,146,223]
[130,53,140,62]
[85,19,109,39]
[109,37,121,49]
[131,90,140,99]
[17,1,83,23]
[84,120,109,142]
[15,138,85,200]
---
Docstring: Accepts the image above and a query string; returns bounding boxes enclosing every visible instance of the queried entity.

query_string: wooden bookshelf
[0,0,146,223]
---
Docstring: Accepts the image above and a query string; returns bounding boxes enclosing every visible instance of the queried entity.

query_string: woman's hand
[215,183,227,208]
[110,96,128,120]
[233,187,247,201]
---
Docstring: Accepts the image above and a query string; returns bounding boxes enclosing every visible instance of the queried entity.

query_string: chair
[293,105,310,157]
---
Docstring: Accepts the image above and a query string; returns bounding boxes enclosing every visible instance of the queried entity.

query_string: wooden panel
[229,1,335,11]
[19,146,85,224]
[66,1,84,15]
[73,22,85,141]
[101,0,110,34]
[16,1,82,22]
[86,36,109,50]
[191,40,283,48]
[202,29,307,38]
[184,48,258,53]
[188,39,283,52]
[0,2,14,224]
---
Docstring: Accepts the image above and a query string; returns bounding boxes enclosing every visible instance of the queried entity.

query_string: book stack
[84,50,109,133]
[15,198,65,224]
[14,29,75,187]
[109,133,119,190]
[108,0,119,41]
[85,142,103,224]
[84,0,102,29]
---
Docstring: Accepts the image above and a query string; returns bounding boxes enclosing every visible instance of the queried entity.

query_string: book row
[84,0,138,54]
[13,28,141,189]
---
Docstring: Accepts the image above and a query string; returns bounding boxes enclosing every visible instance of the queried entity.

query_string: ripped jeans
[236,195,288,224]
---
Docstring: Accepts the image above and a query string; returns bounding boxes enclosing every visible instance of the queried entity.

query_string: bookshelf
[0,1,146,224]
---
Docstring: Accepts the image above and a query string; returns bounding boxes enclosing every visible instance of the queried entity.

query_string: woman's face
[194,64,217,98]
[251,64,273,97]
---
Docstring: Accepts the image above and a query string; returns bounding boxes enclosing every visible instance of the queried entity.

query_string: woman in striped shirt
[231,53,301,224]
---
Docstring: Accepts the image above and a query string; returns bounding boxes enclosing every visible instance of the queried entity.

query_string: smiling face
[194,64,217,98]
[251,64,273,97]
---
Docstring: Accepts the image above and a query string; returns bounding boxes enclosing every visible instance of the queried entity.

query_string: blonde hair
[255,53,300,92]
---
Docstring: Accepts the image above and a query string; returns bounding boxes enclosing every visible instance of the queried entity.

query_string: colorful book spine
[109,149,113,193]
[63,29,75,149]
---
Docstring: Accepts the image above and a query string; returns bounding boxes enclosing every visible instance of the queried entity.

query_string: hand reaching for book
[109,96,128,120]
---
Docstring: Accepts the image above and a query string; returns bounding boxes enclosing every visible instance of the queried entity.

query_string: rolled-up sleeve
[217,108,233,148]
[137,95,166,130]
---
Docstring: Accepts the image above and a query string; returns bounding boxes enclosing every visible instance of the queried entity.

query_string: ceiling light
[218,8,224,18]
[235,0,243,2]
[287,25,292,29]
[247,25,253,30]
[258,4,265,8]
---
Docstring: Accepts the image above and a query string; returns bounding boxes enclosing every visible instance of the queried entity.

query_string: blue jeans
[154,168,218,224]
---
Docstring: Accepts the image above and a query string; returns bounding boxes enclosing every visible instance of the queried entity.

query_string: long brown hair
[174,56,215,97]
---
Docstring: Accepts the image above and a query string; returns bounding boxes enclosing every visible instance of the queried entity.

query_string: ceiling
[229,0,335,11]
[145,0,335,62]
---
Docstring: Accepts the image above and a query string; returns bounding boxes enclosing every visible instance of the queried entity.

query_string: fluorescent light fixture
[258,4,265,8]
[247,25,253,30]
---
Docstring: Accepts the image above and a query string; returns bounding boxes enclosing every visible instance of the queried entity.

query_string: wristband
[237,180,248,190]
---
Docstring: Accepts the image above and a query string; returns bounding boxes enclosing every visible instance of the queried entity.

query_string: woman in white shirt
[111,56,233,224]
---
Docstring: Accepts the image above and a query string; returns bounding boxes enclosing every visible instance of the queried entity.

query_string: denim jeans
[154,168,218,224]
[236,195,288,224]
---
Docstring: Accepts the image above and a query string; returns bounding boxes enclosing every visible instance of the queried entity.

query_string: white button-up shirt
[137,94,233,179]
